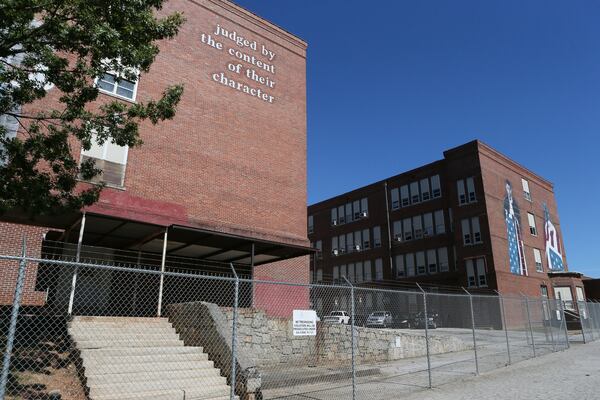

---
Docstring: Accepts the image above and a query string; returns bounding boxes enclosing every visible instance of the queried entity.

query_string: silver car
[366,311,393,328]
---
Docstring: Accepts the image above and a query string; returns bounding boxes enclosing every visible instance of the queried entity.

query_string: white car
[366,311,393,328]
[323,311,350,324]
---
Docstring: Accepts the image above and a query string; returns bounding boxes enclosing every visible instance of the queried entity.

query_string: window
[391,188,400,210]
[353,200,360,220]
[403,218,413,241]
[413,215,423,239]
[331,208,338,226]
[434,210,445,234]
[541,285,548,298]
[466,177,476,202]
[400,185,410,207]
[333,266,340,281]
[423,213,434,237]
[406,253,415,276]
[316,269,323,283]
[431,175,441,198]
[339,235,346,254]
[438,247,449,272]
[576,287,585,302]
[522,178,531,201]
[362,229,371,249]
[364,260,372,281]
[80,132,129,187]
[308,215,314,234]
[97,69,139,101]
[373,226,382,247]
[427,249,437,273]
[393,220,402,241]
[346,232,354,252]
[416,251,426,275]
[410,181,420,204]
[395,255,405,277]
[461,218,472,245]
[354,230,362,251]
[348,263,355,282]
[472,217,482,243]
[533,248,543,272]
[527,213,538,236]
[356,262,364,283]
[466,257,487,287]
[360,197,369,217]
[375,258,383,281]
[345,203,353,223]
[338,205,345,224]
[457,179,467,205]
[0,112,19,165]
[340,264,347,280]
[315,240,322,259]
[420,178,431,201]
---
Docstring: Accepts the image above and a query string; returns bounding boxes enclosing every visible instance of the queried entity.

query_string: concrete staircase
[69,316,235,400]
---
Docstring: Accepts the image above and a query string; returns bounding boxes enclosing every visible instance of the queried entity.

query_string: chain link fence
[0,245,586,400]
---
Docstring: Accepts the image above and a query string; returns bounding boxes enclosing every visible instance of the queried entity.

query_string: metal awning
[47,213,313,266]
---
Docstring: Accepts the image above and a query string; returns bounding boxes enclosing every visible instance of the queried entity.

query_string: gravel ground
[404,341,600,400]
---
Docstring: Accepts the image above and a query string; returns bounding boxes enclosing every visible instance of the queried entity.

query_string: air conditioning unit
[354,244,361,251]
[359,211,368,218]
[394,234,403,242]
[332,249,339,256]
[332,219,338,226]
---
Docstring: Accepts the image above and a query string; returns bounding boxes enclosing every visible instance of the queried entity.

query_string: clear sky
[234,0,600,277]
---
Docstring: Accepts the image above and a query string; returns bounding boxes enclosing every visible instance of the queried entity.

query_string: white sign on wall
[293,310,317,336]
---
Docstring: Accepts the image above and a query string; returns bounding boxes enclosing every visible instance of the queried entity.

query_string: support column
[157,228,168,317]
[68,212,86,315]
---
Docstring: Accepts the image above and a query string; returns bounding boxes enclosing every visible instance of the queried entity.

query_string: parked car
[366,311,393,328]
[323,311,350,324]
[411,312,439,329]
[395,313,412,329]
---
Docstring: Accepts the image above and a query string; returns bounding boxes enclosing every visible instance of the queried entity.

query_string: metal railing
[0,244,587,400]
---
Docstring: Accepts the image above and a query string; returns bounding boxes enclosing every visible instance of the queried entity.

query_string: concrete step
[83,359,216,375]
[71,316,171,324]
[93,387,237,400]
[82,350,209,367]
[87,368,226,386]
[71,331,181,342]
[80,346,205,358]
[89,378,231,399]
[74,338,184,349]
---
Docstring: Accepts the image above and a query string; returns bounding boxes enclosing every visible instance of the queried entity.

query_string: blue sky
[234,0,600,276]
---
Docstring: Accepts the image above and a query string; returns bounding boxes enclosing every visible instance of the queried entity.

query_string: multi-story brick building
[308,140,585,312]
[0,0,310,315]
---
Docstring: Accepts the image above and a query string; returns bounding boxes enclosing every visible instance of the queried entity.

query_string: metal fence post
[416,283,432,388]
[0,238,27,400]
[462,288,479,375]
[230,263,239,400]
[559,299,570,349]
[579,301,587,344]
[523,295,536,357]
[68,212,86,315]
[157,228,168,317]
[343,277,356,400]
[495,291,511,365]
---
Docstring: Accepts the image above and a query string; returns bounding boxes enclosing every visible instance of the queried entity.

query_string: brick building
[0,0,310,315]
[308,140,585,313]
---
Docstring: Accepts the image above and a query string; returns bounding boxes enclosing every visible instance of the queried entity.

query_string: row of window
[329,197,369,227]
[330,258,384,283]
[331,226,382,256]
[395,247,450,277]
[392,210,445,242]
[390,175,441,210]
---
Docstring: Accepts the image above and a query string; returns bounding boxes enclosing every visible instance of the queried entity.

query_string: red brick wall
[479,143,566,298]
[0,222,49,306]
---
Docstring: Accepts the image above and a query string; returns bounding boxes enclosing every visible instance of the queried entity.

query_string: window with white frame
[393,220,402,241]
[96,62,139,101]
[403,218,413,241]
[522,178,532,201]
[395,254,405,277]
[457,179,467,205]
[362,228,370,249]
[375,258,383,281]
[427,249,437,273]
[360,197,369,217]
[391,188,400,210]
[431,175,441,198]
[308,215,314,234]
[466,177,476,203]
[373,226,382,247]
[353,230,362,251]
[476,258,487,286]
[434,210,445,234]
[406,253,415,276]
[331,236,339,256]
[353,200,360,220]
[364,260,372,281]
[457,177,477,205]
[438,247,449,272]
[472,217,482,243]
[420,178,431,201]
[527,213,538,236]
[462,218,472,245]
[533,248,543,272]
[416,251,426,275]
[80,132,129,187]
[423,213,434,237]
[466,257,487,287]
[400,185,410,207]
[410,181,420,204]
[331,207,338,226]
[462,217,482,245]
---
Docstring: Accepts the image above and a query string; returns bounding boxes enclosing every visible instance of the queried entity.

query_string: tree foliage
[0,0,185,216]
